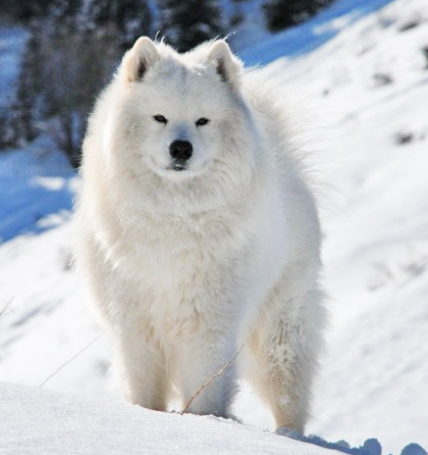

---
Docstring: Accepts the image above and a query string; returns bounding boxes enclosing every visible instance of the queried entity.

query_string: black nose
[169,140,193,162]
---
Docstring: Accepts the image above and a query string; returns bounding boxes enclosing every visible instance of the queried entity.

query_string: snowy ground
[1,382,342,455]
[0,136,75,242]
[1,0,428,453]
[237,0,428,451]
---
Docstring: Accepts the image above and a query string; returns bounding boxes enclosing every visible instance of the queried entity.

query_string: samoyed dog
[75,37,326,433]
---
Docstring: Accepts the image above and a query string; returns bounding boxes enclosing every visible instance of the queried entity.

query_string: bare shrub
[373,72,394,87]
[39,29,119,167]
[14,24,120,167]
[422,46,428,69]
[395,130,414,145]
[399,15,425,32]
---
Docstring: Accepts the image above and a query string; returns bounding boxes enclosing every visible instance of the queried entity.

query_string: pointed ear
[122,37,159,83]
[207,40,243,89]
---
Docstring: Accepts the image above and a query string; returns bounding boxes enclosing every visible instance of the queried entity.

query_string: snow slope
[1,0,428,453]
[236,0,428,451]
[237,0,397,65]
[0,382,339,455]
[0,138,75,243]
[0,222,110,396]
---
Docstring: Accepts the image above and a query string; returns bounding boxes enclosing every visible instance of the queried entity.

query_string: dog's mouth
[147,156,208,180]
[169,161,187,172]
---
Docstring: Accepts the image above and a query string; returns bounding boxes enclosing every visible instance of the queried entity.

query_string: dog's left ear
[207,40,243,89]
[122,37,160,83]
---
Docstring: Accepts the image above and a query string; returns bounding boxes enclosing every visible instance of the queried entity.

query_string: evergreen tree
[48,0,84,28]
[0,0,51,22]
[159,0,225,52]
[40,29,119,168]
[13,26,44,143]
[263,0,333,32]
[85,0,153,51]
[117,0,153,49]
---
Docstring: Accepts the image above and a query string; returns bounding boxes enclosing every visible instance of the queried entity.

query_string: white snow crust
[0,382,338,455]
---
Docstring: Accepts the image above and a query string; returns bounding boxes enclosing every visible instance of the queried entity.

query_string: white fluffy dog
[75,37,326,433]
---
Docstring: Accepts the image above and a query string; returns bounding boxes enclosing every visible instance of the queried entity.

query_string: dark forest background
[0,0,334,167]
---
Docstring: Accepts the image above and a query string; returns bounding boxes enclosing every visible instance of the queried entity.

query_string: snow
[237,0,397,65]
[1,0,428,453]
[0,382,338,455]
[0,221,110,396]
[0,137,75,242]
[235,1,428,451]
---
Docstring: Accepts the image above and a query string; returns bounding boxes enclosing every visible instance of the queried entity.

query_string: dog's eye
[196,117,209,127]
[153,115,168,124]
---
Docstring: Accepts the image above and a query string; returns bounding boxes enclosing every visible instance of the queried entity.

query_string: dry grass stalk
[181,343,245,415]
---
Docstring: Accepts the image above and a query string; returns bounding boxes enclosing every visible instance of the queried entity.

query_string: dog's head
[105,38,258,183]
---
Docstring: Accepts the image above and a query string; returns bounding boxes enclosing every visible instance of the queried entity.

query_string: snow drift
[1,382,338,455]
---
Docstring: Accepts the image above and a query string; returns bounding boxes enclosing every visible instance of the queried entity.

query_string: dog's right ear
[207,40,242,89]
[122,37,159,83]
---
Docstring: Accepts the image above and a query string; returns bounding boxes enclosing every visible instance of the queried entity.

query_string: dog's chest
[128,237,240,341]
[120,210,249,278]
[117,214,246,324]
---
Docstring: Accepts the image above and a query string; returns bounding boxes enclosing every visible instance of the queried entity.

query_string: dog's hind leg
[243,276,325,434]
